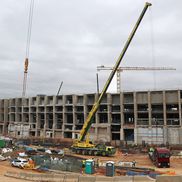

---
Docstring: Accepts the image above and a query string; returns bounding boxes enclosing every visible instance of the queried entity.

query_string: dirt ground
[0,151,182,181]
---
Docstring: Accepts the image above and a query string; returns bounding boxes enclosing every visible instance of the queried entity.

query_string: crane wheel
[76,150,80,154]
[102,151,106,156]
[94,151,97,156]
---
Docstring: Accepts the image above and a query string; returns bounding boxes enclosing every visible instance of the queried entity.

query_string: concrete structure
[0,89,182,145]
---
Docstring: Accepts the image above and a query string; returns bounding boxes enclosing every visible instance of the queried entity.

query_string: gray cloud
[0,0,181,98]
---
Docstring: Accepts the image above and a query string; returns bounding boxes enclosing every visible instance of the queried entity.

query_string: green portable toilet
[85,159,95,174]
[106,161,115,176]
[0,140,6,148]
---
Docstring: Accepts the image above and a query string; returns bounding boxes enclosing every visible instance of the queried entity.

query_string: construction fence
[31,155,83,173]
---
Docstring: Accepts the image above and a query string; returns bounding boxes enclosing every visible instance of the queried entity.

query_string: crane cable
[149,7,157,90]
[26,0,34,58]
[22,0,35,97]
[148,7,159,143]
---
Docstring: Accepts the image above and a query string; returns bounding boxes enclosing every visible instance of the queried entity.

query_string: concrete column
[83,94,87,121]
[177,90,182,127]
[72,95,76,139]
[106,126,112,142]
[133,92,137,144]
[163,91,167,126]
[148,91,151,126]
[35,96,40,137]
[107,93,112,124]
[3,99,9,135]
[120,92,124,127]
[52,96,56,138]
[95,93,99,141]
[44,96,48,138]
[179,128,182,144]
[94,125,98,141]
[163,91,167,144]
[15,98,18,124]
[134,92,137,128]
[120,92,124,141]
[62,95,66,138]
[134,128,137,144]
[120,128,124,141]
[163,126,168,144]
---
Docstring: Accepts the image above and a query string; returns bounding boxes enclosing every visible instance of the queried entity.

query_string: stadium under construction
[0,89,182,146]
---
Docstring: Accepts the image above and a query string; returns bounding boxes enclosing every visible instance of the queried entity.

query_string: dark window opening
[99,113,108,123]
[137,113,148,125]
[112,114,121,124]
[137,104,148,112]
[66,114,73,123]
[64,132,72,138]
[112,133,120,140]
[76,114,84,124]
[111,125,120,132]
[124,129,134,141]
[112,105,120,112]
[124,113,134,124]
[124,104,134,112]
[99,105,107,112]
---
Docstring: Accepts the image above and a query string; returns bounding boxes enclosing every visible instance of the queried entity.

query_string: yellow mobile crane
[72,2,152,156]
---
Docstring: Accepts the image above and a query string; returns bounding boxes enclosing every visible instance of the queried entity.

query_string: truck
[71,2,152,156]
[148,147,170,168]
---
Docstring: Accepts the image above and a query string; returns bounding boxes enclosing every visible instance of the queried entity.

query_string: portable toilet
[0,140,6,148]
[106,161,115,176]
[85,159,95,174]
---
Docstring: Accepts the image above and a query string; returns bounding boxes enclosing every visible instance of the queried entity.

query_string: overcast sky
[0,0,182,98]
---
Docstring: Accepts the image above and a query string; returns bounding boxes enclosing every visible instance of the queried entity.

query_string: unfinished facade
[0,89,182,145]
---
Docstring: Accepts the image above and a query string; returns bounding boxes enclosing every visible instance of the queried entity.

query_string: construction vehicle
[71,2,152,156]
[148,147,171,168]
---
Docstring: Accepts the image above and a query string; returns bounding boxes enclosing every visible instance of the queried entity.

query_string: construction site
[0,1,182,182]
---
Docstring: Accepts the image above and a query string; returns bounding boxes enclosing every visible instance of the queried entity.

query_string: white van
[11,157,28,168]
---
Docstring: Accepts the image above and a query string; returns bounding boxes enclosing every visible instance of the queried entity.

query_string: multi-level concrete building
[0,89,182,145]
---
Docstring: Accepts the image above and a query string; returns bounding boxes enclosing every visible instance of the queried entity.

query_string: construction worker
[149,147,154,153]
[81,160,86,174]
[28,158,35,168]
[82,159,86,168]
[132,160,136,167]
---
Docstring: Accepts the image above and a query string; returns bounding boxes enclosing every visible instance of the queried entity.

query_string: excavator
[71,2,152,156]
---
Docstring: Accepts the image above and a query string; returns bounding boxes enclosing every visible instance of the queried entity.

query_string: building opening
[112,133,120,140]
[124,129,134,142]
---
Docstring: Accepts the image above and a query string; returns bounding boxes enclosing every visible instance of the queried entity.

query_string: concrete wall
[0,89,182,145]
[5,171,156,182]
[137,127,182,145]
[137,127,164,144]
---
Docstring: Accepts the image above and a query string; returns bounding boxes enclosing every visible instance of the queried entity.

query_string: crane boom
[78,2,152,142]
